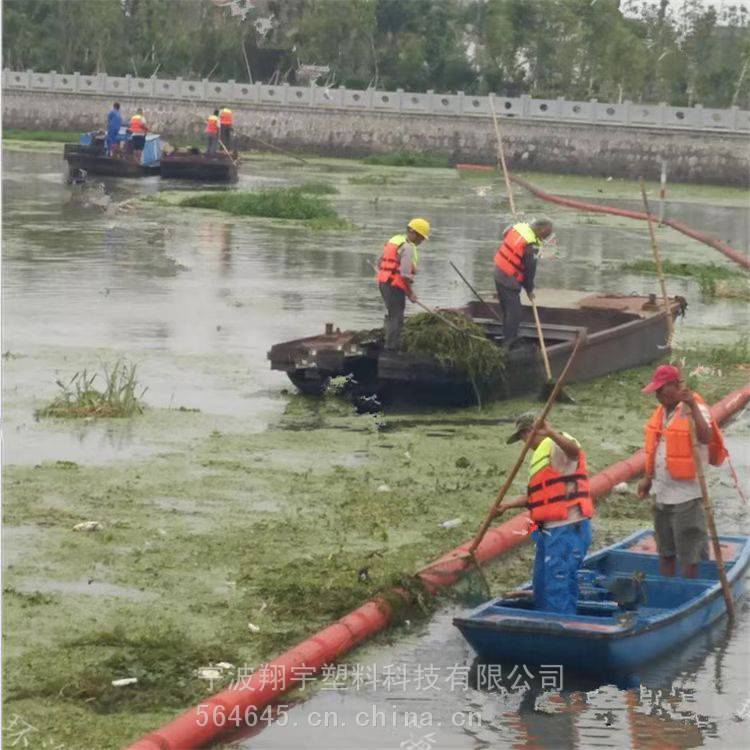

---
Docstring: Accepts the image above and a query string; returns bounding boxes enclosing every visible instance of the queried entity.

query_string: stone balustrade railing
[4,68,749,133]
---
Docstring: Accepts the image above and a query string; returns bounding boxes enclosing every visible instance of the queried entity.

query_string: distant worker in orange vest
[129,108,148,158]
[495,414,594,613]
[637,365,727,578]
[219,107,233,149]
[494,217,553,350]
[205,109,220,155]
[376,218,430,351]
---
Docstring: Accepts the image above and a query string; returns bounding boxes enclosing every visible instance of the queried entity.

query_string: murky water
[4,150,747,465]
[3,149,749,749]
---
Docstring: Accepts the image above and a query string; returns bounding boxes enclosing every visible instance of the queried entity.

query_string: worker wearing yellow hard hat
[375,217,430,351]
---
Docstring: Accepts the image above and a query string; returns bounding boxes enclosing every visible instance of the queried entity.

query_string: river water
[2,149,749,749]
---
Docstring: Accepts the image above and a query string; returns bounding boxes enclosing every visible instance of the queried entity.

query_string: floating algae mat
[179,187,350,229]
[402,312,506,395]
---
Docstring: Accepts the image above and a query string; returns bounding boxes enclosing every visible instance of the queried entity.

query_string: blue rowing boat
[453,528,749,674]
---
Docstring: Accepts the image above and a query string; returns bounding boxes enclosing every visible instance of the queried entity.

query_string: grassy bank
[4,340,748,748]
[3,128,78,142]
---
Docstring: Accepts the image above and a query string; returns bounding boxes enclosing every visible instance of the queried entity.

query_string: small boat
[267,292,686,404]
[63,129,161,178]
[453,528,749,675]
[160,149,239,182]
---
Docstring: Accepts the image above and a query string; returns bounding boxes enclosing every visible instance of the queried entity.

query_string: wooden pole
[640,178,675,346]
[658,160,668,226]
[489,94,517,217]
[466,332,585,558]
[687,416,735,621]
[531,301,553,380]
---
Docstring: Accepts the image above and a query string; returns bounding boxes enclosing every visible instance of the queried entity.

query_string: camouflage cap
[507,412,537,444]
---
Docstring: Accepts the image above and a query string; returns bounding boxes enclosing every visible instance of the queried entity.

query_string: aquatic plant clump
[402,312,506,392]
[296,181,339,195]
[620,259,749,299]
[179,188,340,222]
[36,359,147,418]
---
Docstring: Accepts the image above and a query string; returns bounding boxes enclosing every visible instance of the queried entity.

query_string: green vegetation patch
[403,312,506,399]
[179,187,351,230]
[620,259,749,299]
[3,129,79,142]
[296,181,338,195]
[36,359,147,419]
[363,152,451,169]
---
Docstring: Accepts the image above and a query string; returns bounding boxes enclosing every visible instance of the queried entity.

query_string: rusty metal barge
[267,292,685,405]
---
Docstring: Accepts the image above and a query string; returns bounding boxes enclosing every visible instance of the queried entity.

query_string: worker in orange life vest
[637,365,727,578]
[494,217,553,350]
[129,108,148,158]
[219,107,233,148]
[376,218,430,351]
[205,110,220,155]
[495,413,594,613]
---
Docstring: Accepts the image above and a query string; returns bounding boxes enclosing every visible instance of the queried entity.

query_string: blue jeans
[532,519,592,614]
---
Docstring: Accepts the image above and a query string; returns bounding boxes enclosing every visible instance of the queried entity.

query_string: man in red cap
[637,364,726,578]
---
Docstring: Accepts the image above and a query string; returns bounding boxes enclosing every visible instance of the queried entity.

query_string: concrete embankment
[3,89,748,187]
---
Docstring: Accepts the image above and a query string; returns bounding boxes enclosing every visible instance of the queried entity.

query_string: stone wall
[4,89,748,186]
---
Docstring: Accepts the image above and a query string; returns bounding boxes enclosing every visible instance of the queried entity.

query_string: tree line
[4,0,749,108]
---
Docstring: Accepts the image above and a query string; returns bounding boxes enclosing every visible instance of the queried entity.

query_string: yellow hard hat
[407,217,430,239]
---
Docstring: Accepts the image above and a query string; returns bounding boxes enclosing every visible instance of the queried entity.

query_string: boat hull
[160,153,238,182]
[453,530,749,675]
[64,144,159,178]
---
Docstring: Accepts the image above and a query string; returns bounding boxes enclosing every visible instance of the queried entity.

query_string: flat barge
[63,130,161,178]
[267,292,685,405]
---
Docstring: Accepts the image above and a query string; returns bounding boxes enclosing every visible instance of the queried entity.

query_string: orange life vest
[206,115,219,135]
[129,114,147,134]
[526,439,594,525]
[219,108,233,126]
[494,223,537,283]
[644,393,727,481]
[376,234,415,293]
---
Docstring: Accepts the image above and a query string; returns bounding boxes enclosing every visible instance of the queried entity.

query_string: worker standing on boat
[493,217,553,349]
[205,110,220,155]
[105,102,121,156]
[637,365,727,579]
[219,107,233,149]
[376,218,430,351]
[129,108,148,159]
[495,414,594,613]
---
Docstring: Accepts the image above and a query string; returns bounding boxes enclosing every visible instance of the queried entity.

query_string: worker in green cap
[495,413,594,613]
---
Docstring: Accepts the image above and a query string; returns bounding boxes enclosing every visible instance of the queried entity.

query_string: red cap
[642,364,681,393]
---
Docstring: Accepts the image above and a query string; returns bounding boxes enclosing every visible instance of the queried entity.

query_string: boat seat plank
[472,318,585,340]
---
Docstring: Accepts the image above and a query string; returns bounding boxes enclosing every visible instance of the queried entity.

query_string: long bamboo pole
[488,94,517,216]
[640,178,675,346]
[687,416,735,621]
